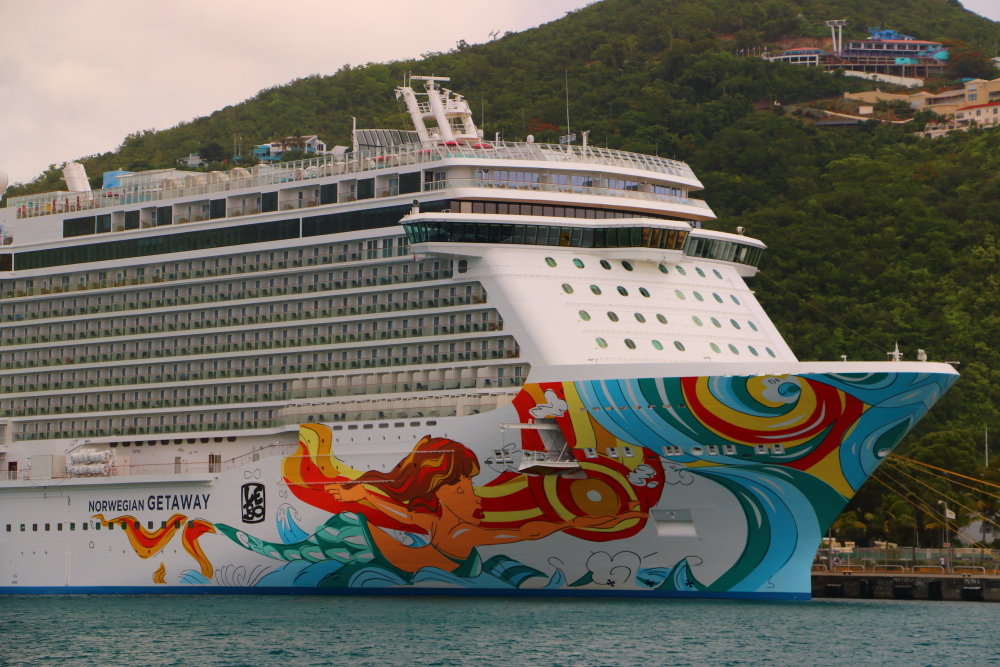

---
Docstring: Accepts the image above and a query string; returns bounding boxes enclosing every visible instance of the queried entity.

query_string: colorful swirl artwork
[214,370,954,596]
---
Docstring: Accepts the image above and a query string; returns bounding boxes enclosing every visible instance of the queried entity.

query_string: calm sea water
[0,595,997,666]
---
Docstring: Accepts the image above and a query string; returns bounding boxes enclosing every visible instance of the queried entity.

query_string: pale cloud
[0,0,589,185]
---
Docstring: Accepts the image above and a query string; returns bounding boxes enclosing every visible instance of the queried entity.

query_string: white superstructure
[0,76,771,475]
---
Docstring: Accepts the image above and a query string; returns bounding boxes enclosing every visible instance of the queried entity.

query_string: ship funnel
[62,162,91,192]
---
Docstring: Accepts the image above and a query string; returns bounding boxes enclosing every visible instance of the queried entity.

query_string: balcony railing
[226,204,259,217]
[280,197,319,211]
[174,212,210,224]
[9,382,526,445]
[425,178,711,210]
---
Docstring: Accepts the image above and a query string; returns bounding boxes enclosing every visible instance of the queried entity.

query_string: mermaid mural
[215,430,649,589]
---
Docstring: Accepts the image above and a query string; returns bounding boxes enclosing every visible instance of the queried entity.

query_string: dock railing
[816,546,1000,574]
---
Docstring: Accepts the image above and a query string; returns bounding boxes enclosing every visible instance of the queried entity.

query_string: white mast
[395,86,431,143]
[425,80,455,142]
[396,75,480,144]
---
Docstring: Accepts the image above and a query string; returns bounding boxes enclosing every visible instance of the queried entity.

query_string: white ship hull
[0,362,955,599]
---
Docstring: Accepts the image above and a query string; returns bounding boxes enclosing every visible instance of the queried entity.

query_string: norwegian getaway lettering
[86,494,210,513]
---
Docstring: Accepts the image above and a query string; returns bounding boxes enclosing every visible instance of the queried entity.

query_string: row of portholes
[580,310,668,324]
[551,257,637,271]
[662,264,723,279]
[595,337,777,357]
[547,257,725,282]
[692,316,759,331]
[709,343,777,357]
[562,284,650,297]
[674,290,741,306]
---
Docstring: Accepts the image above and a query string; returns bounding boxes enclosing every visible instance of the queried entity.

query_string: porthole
[675,266,686,275]
[712,293,723,303]
[652,340,663,350]
[674,290,686,300]
[693,291,704,302]
[710,343,721,354]
[600,260,611,270]
[590,285,602,295]
[674,341,686,351]
[748,321,758,331]
[728,344,739,354]
[658,263,669,274]
[573,258,585,268]
[579,310,591,321]
[656,314,668,324]
[710,317,721,328]
[624,339,637,349]
[596,338,608,348]
[634,313,646,323]
[748,346,759,357]
[617,286,629,296]
[621,261,633,271]
[692,316,703,326]
[545,257,557,267]
[766,347,777,358]
[607,311,619,322]
[695,267,706,277]
[731,295,741,305]
[730,319,741,330]
[561,283,574,294]
[638,287,650,298]
[713,269,723,279]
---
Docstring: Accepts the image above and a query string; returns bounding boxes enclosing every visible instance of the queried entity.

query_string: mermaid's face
[436,477,484,524]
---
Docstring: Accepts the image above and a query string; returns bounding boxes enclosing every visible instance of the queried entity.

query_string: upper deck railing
[7,141,699,219]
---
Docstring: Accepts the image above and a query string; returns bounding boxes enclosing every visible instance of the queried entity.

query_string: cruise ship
[0,76,957,598]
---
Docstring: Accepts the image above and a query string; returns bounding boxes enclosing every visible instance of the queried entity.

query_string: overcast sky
[1,0,998,187]
[0,0,588,186]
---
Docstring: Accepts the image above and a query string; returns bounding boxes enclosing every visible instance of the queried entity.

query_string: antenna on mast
[565,69,570,140]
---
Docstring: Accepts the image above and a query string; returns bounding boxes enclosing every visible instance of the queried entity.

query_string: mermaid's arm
[325,482,419,526]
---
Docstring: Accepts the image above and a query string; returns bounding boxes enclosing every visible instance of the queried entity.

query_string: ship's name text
[87,494,211,513]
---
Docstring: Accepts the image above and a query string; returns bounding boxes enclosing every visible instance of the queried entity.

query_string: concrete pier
[812,572,1000,601]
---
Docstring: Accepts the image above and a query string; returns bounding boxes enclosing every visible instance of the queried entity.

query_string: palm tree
[832,510,867,543]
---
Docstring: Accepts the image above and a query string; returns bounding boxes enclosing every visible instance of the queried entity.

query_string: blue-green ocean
[0,595,997,666]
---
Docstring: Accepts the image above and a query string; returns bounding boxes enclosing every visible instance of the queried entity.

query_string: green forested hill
[7,0,1000,545]
[7,0,998,193]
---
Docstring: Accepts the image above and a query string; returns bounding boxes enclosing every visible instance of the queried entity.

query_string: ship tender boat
[0,76,957,598]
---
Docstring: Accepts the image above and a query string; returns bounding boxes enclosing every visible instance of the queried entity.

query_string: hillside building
[253,135,328,163]
[843,77,1000,135]
[764,26,948,79]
